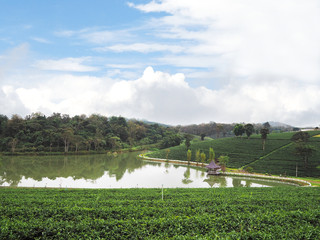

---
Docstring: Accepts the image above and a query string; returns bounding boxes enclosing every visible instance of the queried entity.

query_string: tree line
[0,113,182,153]
[176,121,293,140]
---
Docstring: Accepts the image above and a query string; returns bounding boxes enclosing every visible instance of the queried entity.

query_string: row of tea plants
[1,187,320,239]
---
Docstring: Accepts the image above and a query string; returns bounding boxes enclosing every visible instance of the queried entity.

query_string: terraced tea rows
[147,131,320,177]
[0,188,320,239]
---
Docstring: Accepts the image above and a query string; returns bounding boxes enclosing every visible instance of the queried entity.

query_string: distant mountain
[268,121,293,128]
[137,119,172,127]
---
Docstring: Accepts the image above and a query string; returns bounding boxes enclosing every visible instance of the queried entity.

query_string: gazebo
[205,161,221,175]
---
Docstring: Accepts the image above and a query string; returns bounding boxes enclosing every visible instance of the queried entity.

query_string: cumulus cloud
[1,67,319,127]
[0,86,29,117]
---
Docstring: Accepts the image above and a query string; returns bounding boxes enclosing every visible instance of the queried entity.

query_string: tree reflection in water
[0,152,147,186]
[182,167,193,184]
[203,175,227,188]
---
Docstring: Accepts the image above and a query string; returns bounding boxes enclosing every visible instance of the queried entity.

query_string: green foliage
[209,147,215,161]
[200,133,206,141]
[200,152,206,163]
[195,149,201,163]
[160,133,182,149]
[187,149,192,163]
[291,131,310,143]
[184,133,193,149]
[260,127,270,151]
[244,166,254,173]
[233,123,245,137]
[165,149,170,160]
[291,131,313,168]
[218,155,229,167]
[148,131,320,177]
[0,113,178,153]
[0,188,320,239]
[294,142,314,168]
[260,127,270,139]
[244,123,254,138]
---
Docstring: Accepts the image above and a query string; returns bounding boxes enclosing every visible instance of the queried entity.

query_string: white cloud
[96,43,185,53]
[55,28,133,45]
[82,30,132,44]
[0,86,29,117]
[106,63,144,69]
[2,1,320,127]
[2,67,319,127]
[31,37,52,44]
[0,43,30,78]
[14,74,110,116]
[130,0,320,83]
[34,57,99,72]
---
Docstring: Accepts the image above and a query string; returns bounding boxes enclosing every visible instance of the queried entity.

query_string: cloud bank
[1,0,320,127]
[2,64,320,127]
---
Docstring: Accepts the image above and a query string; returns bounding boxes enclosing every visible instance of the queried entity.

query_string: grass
[1,187,320,239]
[147,131,320,178]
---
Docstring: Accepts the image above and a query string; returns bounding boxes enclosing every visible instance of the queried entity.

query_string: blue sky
[1,0,320,126]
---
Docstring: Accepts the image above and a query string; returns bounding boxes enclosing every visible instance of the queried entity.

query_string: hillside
[0,113,182,153]
[147,131,320,177]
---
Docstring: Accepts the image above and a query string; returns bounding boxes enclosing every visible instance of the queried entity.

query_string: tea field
[1,187,320,239]
[147,131,320,177]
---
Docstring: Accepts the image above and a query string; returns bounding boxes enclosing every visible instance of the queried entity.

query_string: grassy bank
[147,131,320,177]
[1,187,320,239]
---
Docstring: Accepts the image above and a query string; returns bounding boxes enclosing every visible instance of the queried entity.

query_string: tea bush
[0,187,320,239]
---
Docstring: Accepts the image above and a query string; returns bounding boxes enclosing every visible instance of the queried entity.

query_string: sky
[1,0,320,127]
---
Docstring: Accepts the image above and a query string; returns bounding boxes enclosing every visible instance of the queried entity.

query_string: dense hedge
[1,187,320,239]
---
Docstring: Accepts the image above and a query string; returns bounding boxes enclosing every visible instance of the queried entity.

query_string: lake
[0,152,296,188]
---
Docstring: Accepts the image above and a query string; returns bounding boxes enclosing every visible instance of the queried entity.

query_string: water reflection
[204,175,227,188]
[0,152,145,187]
[182,167,193,185]
[0,153,297,188]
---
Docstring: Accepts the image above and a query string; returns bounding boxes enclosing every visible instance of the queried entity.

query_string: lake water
[0,152,296,188]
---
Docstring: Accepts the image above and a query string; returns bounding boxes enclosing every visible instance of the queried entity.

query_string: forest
[0,113,182,153]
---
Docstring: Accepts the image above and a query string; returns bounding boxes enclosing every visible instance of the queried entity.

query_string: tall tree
[244,124,254,139]
[61,128,74,153]
[291,131,313,168]
[72,135,85,152]
[216,124,224,138]
[209,147,215,162]
[218,155,230,172]
[200,152,206,165]
[8,137,18,153]
[294,142,313,168]
[0,114,8,136]
[263,122,271,129]
[291,131,310,143]
[233,124,245,137]
[260,128,269,151]
[184,133,193,150]
[200,133,206,141]
[187,149,192,164]
[195,149,201,165]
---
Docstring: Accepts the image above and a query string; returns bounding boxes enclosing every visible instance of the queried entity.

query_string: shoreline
[138,153,312,187]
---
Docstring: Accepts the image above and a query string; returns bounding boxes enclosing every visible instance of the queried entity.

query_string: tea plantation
[147,131,320,177]
[1,187,320,239]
